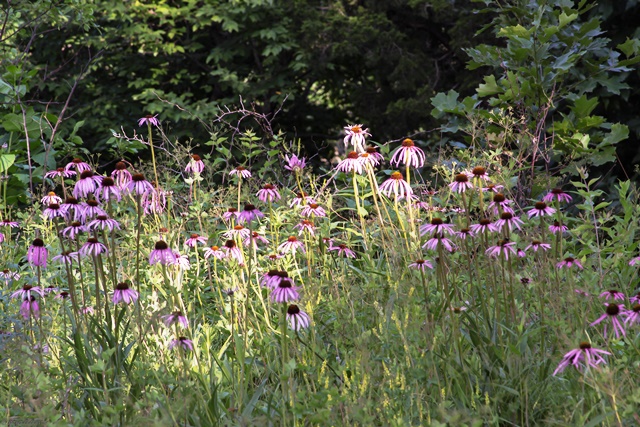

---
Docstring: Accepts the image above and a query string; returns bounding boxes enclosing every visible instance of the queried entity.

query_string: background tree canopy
[2,0,640,180]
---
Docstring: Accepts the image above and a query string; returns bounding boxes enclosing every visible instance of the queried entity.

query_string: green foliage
[0,0,95,204]
[431,0,640,192]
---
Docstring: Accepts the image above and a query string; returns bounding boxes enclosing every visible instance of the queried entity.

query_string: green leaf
[0,154,16,173]
[430,90,459,118]
[571,95,598,118]
[497,24,530,39]
[601,123,629,146]
[31,152,56,170]
[558,12,578,29]
[476,75,501,97]
[617,38,640,58]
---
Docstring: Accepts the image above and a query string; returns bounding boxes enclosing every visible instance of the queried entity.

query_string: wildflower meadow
[2,1,640,426]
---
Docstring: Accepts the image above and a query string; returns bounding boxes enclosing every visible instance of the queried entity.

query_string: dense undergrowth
[1,118,639,426]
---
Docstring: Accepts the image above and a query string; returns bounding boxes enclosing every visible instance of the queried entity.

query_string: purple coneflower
[575,289,590,297]
[629,256,640,266]
[45,167,76,179]
[469,166,490,182]
[96,177,121,202]
[60,197,81,220]
[138,114,160,127]
[28,238,48,268]
[43,203,67,220]
[20,296,40,319]
[482,183,504,193]
[343,124,370,152]
[390,138,425,169]
[222,240,244,263]
[457,228,474,240]
[488,193,515,215]
[56,291,71,301]
[73,171,103,199]
[599,290,625,301]
[409,259,434,270]
[287,304,311,330]
[52,251,79,265]
[379,171,413,200]
[203,245,226,260]
[238,204,264,224]
[80,199,107,222]
[364,146,384,166]
[244,231,269,247]
[112,282,139,305]
[450,305,469,314]
[149,241,177,265]
[294,219,316,236]
[125,173,154,196]
[185,154,205,174]
[224,225,250,241]
[357,152,378,168]
[527,201,556,218]
[278,236,306,254]
[173,252,191,270]
[553,342,610,375]
[45,285,59,296]
[222,207,239,221]
[266,253,284,261]
[88,215,120,232]
[271,277,300,303]
[590,303,627,339]
[43,284,57,294]
[336,151,365,175]
[62,221,87,240]
[422,234,455,252]
[0,269,20,285]
[0,219,19,228]
[162,311,189,329]
[543,188,572,203]
[65,158,91,173]
[420,217,456,237]
[624,304,640,325]
[143,188,169,215]
[485,239,517,260]
[169,337,194,351]
[79,238,107,257]
[289,191,315,208]
[556,257,583,269]
[284,154,306,173]
[11,284,44,300]
[549,221,568,234]
[229,165,252,179]
[111,161,132,190]
[41,192,63,205]
[630,292,640,304]
[470,219,498,234]
[449,173,473,193]
[495,212,524,232]
[185,233,208,247]
[329,243,356,258]
[301,203,326,218]
[524,240,551,252]
[261,270,289,289]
